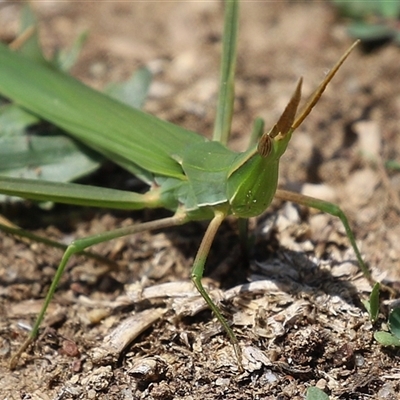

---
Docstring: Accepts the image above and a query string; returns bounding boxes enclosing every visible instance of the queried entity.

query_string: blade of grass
[212,0,239,145]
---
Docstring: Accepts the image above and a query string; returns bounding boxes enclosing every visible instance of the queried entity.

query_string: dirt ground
[1,1,400,399]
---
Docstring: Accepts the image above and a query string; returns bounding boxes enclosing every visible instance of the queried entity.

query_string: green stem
[212,0,239,145]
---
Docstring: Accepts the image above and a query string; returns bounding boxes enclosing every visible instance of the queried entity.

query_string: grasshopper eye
[257,131,273,157]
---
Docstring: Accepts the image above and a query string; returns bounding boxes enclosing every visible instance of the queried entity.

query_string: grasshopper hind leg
[9,212,188,369]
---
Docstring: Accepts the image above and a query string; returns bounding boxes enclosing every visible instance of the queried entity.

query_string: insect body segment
[181,141,237,209]
[227,153,279,218]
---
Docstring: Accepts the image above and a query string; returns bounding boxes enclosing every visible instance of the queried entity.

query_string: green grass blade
[17,5,46,64]
[0,176,162,209]
[0,43,205,180]
[362,282,380,322]
[212,0,239,145]
[105,67,152,110]
[54,31,88,72]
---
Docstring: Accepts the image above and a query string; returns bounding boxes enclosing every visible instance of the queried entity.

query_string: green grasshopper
[0,0,368,369]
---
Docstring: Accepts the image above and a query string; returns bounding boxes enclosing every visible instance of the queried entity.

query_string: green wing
[0,43,206,181]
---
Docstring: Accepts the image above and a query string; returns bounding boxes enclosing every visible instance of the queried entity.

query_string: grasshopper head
[227,42,358,219]
[227,79,302,218]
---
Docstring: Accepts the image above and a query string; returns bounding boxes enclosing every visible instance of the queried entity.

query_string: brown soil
[1,2,400,399]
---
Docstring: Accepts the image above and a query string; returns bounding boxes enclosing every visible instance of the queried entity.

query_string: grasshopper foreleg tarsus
[9,212,188,370]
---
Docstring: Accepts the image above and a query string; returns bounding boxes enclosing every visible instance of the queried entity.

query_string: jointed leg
[191,209,242,368]
[10,211,188,369]
[0,221,117,268]
[275,189,371,281]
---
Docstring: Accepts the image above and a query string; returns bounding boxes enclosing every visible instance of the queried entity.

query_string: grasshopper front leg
[191,208,243,369]
[9,211,188,369]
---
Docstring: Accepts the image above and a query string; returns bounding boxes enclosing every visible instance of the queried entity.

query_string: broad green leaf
[374,331,400,347]
[0,133,101,181]
[333,0,400,19]
[380,1,400,18]
[333,0,400,45]
[0,102,103,204]
[0,132,102,203]
[306,387,330,400]
[347,23,394,42]
[0,104,39,136]
[386,159,400,170]
[389,307,400,339]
